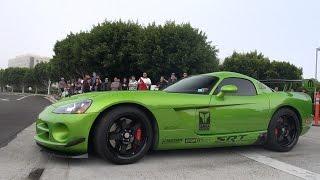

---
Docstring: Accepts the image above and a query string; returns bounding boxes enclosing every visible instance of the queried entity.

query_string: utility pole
[314,48,320,110]
[47,79,51,95]
[316,47,320,80]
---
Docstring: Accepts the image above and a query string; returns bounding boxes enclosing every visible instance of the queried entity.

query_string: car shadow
[45,145,267,166]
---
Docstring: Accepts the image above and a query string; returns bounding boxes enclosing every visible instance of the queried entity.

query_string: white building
[8,54,50,68]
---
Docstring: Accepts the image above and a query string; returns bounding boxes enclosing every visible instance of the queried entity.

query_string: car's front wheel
[93,106,153,164]
[266,108,300,152]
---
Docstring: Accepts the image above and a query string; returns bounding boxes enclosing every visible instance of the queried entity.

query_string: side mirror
[217,85,238,98]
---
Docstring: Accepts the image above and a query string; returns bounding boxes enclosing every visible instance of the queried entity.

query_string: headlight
[53,99,92,114]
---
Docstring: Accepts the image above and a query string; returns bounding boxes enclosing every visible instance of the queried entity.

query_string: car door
[202,78,270,135]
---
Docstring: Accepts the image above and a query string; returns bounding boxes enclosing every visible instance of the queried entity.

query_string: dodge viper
[35,71,313,164]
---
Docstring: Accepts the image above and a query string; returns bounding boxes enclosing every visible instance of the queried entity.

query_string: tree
[87,20,146,78]
[270,61,302,80]
[0,69,4,92]
[34,62,52,94]
[0,64,52,94]
[141,22,219,80]
[50,20,219,81]
[221,51,302,80]
[3,68,28,92]
[221,51,271,79]
[23,68,37,93]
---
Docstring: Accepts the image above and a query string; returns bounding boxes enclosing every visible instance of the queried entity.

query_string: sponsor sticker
[185,138,201,144]
[161,138,183,144]
[184,137,215,144]
[162,137,216,144]
[199,111,210,131]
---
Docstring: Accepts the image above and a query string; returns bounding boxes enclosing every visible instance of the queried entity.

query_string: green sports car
[35,71,313,164]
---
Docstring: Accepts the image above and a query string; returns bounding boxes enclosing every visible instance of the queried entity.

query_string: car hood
[52,91,210,113]
[51,92,101,108]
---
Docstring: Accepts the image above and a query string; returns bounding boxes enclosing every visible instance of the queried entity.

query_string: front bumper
[34,105,99,154]
[36,142,88,158]
[301,115,313,135]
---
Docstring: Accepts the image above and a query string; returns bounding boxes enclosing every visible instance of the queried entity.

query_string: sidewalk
[0,123,49,180]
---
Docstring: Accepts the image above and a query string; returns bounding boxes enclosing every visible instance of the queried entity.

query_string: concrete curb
[43,95,58,103]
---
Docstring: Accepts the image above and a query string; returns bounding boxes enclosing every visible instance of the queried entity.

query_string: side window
[163,75,219,94]
[214,78,257,96]
[258,82,273,93]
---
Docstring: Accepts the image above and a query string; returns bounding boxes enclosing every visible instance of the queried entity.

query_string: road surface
[0,93,50,148]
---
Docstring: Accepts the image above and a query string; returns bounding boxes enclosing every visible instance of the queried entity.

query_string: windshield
[163,75,219,94]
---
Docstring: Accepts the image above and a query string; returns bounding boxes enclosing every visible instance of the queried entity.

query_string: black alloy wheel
[266,108,300,152]
[107,116,146,159]
[274,115,298,147]
[93,106,153,164]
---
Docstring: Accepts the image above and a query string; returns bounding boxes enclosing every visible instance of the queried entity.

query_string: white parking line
[238,151,320,180]
[16,95,34,101]
[1,94,56,102]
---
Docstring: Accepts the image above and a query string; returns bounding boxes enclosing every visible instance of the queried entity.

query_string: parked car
[35,71,313,164]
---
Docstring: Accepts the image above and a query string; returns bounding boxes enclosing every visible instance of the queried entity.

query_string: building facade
[8,54,50,68]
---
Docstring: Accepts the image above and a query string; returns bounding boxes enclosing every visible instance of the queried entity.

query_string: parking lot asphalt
[0,93,50,148]
[0,93,320,180]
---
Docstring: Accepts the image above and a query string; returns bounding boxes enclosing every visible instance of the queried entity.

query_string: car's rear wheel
[266,108,300,152]
[93,106,153,164]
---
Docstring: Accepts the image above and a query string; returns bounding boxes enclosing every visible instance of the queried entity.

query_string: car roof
[203,71,272,94]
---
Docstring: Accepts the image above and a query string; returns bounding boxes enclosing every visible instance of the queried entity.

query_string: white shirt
[128,80,138,90]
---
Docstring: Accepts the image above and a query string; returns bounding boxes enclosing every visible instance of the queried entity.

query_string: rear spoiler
[259,79,316,92]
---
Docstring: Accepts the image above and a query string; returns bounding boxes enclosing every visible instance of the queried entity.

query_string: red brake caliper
[134,128,142,141]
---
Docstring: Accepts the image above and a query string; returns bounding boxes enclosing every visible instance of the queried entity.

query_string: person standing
[167,73,178,86]
[91,72,97,90]
[58,78,67,93]
[182,72,188,79]
[157,76,168,90]
[122,77,129,90]
[111,77,122,91]
[94,76,102,91]
[69,80,75,95]
[138,72,151,90]
[128,76,138,91]
[82,75,91,93]
[75,78,83,93]
[102,78,111,91]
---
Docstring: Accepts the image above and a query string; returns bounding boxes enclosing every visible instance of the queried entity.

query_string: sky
[0,0,320,79]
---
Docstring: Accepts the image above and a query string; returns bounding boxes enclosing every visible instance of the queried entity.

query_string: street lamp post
[316,47,320,80]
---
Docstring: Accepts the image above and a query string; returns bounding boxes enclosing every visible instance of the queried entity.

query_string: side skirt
[156,130,267,150]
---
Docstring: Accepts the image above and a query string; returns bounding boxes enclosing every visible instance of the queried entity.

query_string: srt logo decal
[217,135,247,142]
[199,111,210,131]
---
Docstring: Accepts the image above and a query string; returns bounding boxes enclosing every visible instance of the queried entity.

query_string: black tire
[266,108,300,152]
[93,106,153,164]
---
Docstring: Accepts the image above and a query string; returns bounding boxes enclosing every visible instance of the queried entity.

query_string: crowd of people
[58,72,188,97]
